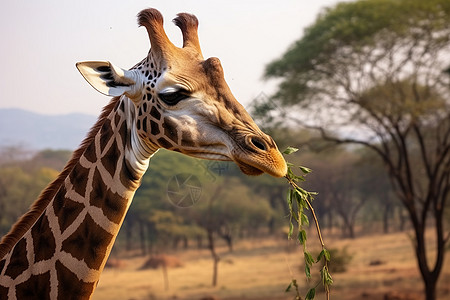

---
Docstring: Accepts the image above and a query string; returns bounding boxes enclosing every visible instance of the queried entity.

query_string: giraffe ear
[76,61,138,97]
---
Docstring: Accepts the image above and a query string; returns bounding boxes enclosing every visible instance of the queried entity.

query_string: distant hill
[0,108,97,150]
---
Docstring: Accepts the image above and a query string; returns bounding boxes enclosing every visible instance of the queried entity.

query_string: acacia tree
[260,0,450,299]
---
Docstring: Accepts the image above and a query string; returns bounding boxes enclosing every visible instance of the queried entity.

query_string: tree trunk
[382,202,391,234]
[416,228,438,300]
[139,220,147,256]
[218,224,233,252]
[147,223,156,255]
[405,193,446,300]
[327,211,333,232]
[340,214,355,239]
[162,264,169,291]
[348,223,355,239]
[424,276,436,300]
[394,206,407,232]
[124,219,133,251]
[268,217,275,235]
[196,235,203,249]
[172,236,180,250]
[207,229,220,287]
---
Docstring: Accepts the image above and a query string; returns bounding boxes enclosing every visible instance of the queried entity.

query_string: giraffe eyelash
[158,88,191,105]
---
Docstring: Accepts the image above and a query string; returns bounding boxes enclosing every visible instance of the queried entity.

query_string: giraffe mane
[0,97,121,260]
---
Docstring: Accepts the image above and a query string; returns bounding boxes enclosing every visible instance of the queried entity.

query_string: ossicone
[137,8,175,60]
[173,13,202,56]
[137,8,164,28]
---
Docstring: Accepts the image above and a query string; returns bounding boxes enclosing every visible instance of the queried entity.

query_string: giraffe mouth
[234,160,264,176]
[192,152,265,176]
[232,147,288,177]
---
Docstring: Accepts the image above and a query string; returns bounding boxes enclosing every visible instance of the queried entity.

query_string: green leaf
[298,229,307,245]
[299,166,312,174]
[316,249,324,262]
[316,248,331,262]
[304,251,314,266]
[283,146,299,155]
[285,281,293,292]
[306,288,316,300]
[323,248,331,261]
[321,266,333,287]
[288,222,294,239]
[304,251,314,278]
[287,167,304,182]
[301,212,310,226]
[295,187,308,197]
[305,263,311,278]
[287,189,293,211]
[293,189,307,208]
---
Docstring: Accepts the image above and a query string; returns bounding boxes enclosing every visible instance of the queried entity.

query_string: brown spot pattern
[56,260,95,300]
[0,284,7,299]
[83,142,97,164]
[99,119,114,154]
[157,137,173,149]
[0,258,5,273]
[31,214,56,263]
[15,271,51,300]
[4,238,28,280]
[118,118,127,142]
[114,113,121,127]
[89,169,127,224]
[52,186,67,213]
[61,214,113,270]
[150,106,161,120]
[69,163,90,197]
[53,188,85,233]
[101,139,121,178]
[119,100,125,112]
[142,117,148,132]
[162,117,178,143]
[150,120,160,135]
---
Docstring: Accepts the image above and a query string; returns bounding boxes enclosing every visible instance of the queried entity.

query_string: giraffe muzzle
[231,134,287,178]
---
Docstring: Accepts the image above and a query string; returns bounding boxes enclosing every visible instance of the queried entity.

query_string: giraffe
[0,8,287,300]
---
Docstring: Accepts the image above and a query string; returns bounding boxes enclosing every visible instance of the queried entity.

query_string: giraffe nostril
[250,136,267,151]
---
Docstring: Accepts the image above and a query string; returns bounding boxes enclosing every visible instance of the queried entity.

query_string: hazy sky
[0,0,338,116]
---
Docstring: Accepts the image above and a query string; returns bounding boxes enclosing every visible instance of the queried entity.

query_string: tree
[300,147,390,238]
[0,166,58,236]
[262,0,450,299]
[191,176,274,286]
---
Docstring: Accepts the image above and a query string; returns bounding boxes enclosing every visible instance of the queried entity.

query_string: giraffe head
[76,8,287,177]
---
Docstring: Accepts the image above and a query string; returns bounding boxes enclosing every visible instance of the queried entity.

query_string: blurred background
[0,1,449,300]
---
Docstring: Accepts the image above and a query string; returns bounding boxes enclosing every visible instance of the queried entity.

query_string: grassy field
[93,229,450,300]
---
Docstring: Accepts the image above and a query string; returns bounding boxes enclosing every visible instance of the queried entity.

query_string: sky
[0,0,338,116]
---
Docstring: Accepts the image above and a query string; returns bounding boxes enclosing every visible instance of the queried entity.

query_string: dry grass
[93,229,450,300]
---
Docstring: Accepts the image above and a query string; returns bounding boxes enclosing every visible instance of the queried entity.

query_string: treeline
[0,147,70,235]
[0,135,412,254]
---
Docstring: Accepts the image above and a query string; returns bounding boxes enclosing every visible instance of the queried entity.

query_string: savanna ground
[93,229,450,300]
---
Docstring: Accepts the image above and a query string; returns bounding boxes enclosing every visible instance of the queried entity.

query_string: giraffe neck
[0,96,156,299]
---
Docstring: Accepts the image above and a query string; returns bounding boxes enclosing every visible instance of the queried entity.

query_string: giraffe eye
[158,89,190,105]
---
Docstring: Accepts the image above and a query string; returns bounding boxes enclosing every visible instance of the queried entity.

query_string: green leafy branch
[283,147,333,300]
